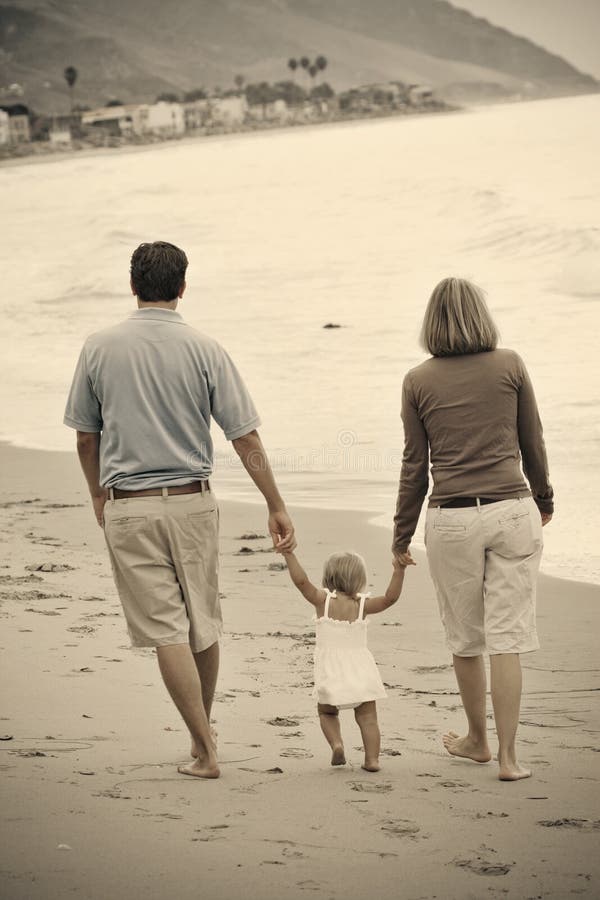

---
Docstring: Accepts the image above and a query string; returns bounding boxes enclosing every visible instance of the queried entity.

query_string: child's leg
[354,701,380,772]
[318,703,346,766]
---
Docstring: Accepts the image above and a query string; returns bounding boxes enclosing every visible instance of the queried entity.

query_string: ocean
[1,94,599,583]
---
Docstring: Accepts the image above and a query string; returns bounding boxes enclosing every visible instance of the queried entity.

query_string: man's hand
[541,511,553,527]
[394,550,417,567]
[92,491,108,528]
[269,510,296,552]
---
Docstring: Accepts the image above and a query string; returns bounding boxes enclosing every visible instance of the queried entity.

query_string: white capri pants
[425,497,543,656]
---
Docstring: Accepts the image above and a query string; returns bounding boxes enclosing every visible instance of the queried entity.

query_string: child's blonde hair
[322,551,367,596]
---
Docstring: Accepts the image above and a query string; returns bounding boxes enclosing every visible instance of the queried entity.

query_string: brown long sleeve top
[393,348,554,554]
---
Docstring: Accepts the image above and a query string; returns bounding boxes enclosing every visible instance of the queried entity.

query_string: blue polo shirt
[64,308,261,489]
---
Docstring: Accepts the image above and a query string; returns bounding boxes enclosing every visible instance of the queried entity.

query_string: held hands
[268,510,296,553]
[540,512,553,527]
[394,549,416,567]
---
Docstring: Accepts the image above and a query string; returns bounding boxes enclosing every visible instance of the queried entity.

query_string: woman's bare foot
[178,756,220,779]
[498,758,532,781]
[331,745,346,766]
[362,759,380,772]
[191,726,218,758]
[442,730,492,763]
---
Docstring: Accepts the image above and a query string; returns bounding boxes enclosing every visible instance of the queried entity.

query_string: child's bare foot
[498,758,532,781]
[178,756,220,779]
[442,730,492,763]
[331,744,346,766]
[362,759,380,772]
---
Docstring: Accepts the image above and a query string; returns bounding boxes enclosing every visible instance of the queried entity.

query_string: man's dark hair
[130,241,188,302]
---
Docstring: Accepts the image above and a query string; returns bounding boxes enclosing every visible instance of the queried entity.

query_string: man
[64,241,295,778]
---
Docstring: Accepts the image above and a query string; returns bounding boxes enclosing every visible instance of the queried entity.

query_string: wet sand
[1,442,598,899]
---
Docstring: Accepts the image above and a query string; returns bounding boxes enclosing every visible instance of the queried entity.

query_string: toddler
[278,546,405,771]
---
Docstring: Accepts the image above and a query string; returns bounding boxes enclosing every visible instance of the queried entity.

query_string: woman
[393,277,553,781]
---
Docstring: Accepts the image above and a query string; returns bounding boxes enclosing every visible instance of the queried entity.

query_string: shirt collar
[128,308,185,323]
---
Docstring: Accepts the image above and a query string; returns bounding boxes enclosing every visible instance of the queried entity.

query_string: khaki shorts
[425,497,543,656]
[103,492,221,653]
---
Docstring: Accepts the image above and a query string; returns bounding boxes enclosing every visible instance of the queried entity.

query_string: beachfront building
[0,109,9,144]
[408,84,434,105]
[0,104,31,142]
[82,101,185,138]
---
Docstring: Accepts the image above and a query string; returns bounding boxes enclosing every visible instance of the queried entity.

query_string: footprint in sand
[348,781,393,793]
[380,819,422,838]
[279,748,314,758]
[438,779,471,789]
[453,858,512,877]
[538,818,600,831]
[267,717,300,727]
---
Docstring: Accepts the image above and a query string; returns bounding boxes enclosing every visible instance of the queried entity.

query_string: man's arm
[232,430,295,551]
[76,431,107,527]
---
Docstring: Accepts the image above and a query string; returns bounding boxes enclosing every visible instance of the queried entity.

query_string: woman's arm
[392,372,429,562]
[364,559,406,615]
[516,359,554,518]
[280,550,327,608]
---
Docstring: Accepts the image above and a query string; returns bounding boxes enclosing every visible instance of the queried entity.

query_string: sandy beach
[0,441,598,899]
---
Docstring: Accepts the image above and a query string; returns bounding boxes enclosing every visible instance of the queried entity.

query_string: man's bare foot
[191,726,218,758]
[331,745,346,766]
[178,758,220,779]
[442,730,492,763]
[362,759,380,772]
[498,761,532,781]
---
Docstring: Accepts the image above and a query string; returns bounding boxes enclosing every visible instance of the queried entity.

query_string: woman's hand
[540,512,553,527]
[395,550,416,567]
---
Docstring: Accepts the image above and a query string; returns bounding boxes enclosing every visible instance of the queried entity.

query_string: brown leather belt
[110,481,210,499]
[439,496,511,509]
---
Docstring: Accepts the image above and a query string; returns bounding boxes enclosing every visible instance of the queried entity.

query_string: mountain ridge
[0,0,596,114]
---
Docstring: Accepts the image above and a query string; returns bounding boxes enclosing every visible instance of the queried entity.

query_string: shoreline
[2,441,598,590]
[1,440,599,899]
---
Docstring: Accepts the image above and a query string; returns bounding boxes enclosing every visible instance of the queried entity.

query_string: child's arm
[363,558,406,615]
[281,550,327,608]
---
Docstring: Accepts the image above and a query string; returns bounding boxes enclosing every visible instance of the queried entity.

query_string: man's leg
[156,643,220,778]
[190,641,219,757]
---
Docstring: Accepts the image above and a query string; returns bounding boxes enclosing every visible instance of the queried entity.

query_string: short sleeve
[209,347,261,441]
[63,344,103,432]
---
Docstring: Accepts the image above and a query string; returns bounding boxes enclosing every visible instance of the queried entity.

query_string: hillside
[0,0,596,114]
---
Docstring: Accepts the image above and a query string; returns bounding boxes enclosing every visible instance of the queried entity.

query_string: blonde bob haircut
[420,277,499,357]
[322,551,368,597]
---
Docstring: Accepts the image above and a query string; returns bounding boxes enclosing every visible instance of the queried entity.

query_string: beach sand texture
[1,442,599,900]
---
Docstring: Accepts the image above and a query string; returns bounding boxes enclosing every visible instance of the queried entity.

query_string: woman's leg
[490,653,531,780]
[443,654,492,762]
[318,703,346,765]
[354,701,380,772]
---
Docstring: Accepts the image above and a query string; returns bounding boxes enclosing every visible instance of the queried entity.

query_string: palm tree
[64,66,77,114]
[300,57,310,70]
[287,58,298,78]
[308,63,318,85]
[234,74,245,92]
[316,55,328,78]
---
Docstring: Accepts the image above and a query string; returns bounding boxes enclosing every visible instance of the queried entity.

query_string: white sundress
[313,590,387,710]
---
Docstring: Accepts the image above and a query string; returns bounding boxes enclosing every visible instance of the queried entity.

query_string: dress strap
[324,590,336,618]
[357,592,370,620]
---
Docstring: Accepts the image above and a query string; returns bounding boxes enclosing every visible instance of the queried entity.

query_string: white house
[82,102,185,138]
[209,95,248,126]
[0,109,9,144]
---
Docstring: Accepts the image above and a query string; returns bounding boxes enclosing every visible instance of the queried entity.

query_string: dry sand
[1,442,598,900]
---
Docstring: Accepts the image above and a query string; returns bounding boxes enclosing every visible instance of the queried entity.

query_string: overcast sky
[455,0,600,79]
